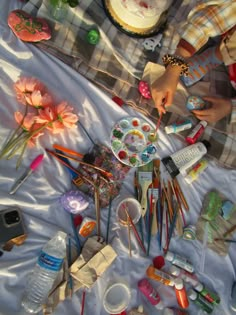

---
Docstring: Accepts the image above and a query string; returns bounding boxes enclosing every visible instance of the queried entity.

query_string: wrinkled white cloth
[0,1,236,315]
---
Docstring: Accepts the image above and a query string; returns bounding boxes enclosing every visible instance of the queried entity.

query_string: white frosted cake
[104,0,172,35]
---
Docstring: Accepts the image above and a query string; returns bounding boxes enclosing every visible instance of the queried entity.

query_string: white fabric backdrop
[0,1,236,315]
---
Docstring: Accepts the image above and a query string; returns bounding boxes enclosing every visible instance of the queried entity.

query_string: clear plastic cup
[116,198,142,226]
[103,282,131,314]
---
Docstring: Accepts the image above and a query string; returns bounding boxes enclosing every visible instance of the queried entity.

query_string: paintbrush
[127,211,132,257]
[149,112,163,141]
[80,290,86,315]
[68,236,74,297]
[123,206,146,254]
[164,203,178,253]
[134,171,144,243]
[214,238,236,243]
[223,224,236,238]
[173,178,189,211]
[138,160,153,217]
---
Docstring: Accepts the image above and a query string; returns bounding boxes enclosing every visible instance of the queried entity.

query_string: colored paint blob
[112,139,122,150]
[132,119,140,127]
[148,132,158,142]
[120,119,130,129]
[129,156,137,165]
[142,123,151,132]
[118,150,127,160]
[124,130,146,152]
[113,129,123,139]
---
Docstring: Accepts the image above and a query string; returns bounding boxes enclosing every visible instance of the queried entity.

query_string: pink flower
[14,77,45,105]
[25,91,53,108]
[36,106,57,124]
[55,101,79,128]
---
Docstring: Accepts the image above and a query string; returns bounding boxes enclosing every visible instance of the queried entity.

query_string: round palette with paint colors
[110,116,158,167]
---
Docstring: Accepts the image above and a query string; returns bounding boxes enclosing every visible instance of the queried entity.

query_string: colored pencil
[214,238,236,243]
[173,178,189,211]
[80,290,86,315]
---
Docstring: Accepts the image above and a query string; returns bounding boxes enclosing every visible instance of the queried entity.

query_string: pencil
[173,178,189,211]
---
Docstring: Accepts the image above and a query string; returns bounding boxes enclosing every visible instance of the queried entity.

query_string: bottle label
[38,251,63,271]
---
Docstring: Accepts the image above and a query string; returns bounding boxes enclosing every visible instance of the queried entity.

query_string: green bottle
[194,282,220,305]
[188,289,214,314]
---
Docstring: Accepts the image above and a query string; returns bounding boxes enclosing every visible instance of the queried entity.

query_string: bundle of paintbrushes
[135,160,190,255]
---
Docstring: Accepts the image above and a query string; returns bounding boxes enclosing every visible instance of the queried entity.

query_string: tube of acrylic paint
[138,278,163,310]
[165,251,194,273]
[146,265,175,286]
[184,159,208,184]
[165,120,192,134]
[162,308,189,315]
[188,289,214,313]
[169,265,198,286]
[230,281,236,312]
[193,282,220,305]
[174,278,189,309]
[162,140,210,178]
[185,121,207,144]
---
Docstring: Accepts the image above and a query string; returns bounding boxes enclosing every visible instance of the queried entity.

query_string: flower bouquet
[0,76,79,168]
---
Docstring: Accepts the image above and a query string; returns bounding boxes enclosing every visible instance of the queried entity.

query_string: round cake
[103,0,173,37]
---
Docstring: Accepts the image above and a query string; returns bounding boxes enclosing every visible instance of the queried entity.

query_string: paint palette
[110,116,158,167]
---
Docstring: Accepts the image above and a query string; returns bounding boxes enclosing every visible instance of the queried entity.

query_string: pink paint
[138,278,162,307]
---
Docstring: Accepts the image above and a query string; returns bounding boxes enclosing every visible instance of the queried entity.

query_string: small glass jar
[49,0,68,21]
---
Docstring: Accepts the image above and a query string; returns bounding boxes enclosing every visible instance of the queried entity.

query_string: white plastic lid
[188,289,197,300]
[200,120,208,128]
[169,265,180,276]
[174,278,184,290]
[194,282,203,291]
[103,282,131,314]
[162,308,174,315]
[165,251,174,262]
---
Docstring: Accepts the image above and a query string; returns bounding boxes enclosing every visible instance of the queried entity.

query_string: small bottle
[138,278,163,309]
[184,159,208,184]
[146,265,175,286]
[165,251,194,273]
[169,265,198,286]
[188,289,214,313]
[162,308,189,315]
[182,225,197,241]
[194,282,220,305]
[185,121,207,144]
[230,281,236,312]
[162,141,210,178]
[165,120,192,134]
[174,278,189,309]
[22,231,67,313]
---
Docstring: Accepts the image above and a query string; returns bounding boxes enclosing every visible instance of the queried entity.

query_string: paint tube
[146,265,175,286]
[185,121,207,144]
[165,251,194,273]
[184,159,208,184]
[162,141,210,178]
[165,120,192,134]
[193,282,220,305]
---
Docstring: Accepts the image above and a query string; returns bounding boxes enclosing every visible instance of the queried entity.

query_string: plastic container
[103,282,131,314]
[146,265,175,286]
[164,120,192,134]
[188,289,214,313]
[116,198,142,226]
[174,278,189,309]
[21,231,67,313]
[194,282,220,305]
[169,265,198,286]
[138,278,163,309]
[162,141,210,178]
[165,251,194,273]
[182,225,197,241]
[185,121,207,144]
[184,159,208,184]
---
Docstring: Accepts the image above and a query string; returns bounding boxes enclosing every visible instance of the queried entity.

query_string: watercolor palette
[110,116,158,167]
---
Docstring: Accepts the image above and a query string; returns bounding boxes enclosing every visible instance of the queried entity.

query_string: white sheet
[0,1,236,315]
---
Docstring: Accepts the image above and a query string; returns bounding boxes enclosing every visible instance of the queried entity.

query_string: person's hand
[151,67,180,114]
[192,96,232,123]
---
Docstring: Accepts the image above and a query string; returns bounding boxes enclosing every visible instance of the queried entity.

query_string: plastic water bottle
[21,231,67,313]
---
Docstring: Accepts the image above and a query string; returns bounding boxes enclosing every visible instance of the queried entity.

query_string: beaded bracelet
[162,54,189,77]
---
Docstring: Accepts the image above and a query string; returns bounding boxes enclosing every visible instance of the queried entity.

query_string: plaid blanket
[22,0,236,168]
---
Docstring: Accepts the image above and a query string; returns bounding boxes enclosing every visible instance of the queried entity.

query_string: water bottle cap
[165,251,174,262]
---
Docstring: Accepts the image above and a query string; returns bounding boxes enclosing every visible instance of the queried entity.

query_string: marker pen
[185,121,207,144]
[162,141,210,178]
[174,278,189,309]
[188,289,214,314]
[193,282,220,305]
[9,154,44,194]
[169,265,198,286]
[165,120,192,134]
[138,278,163,309]
[165,251,194,273]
